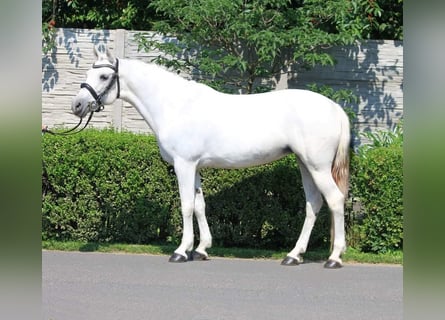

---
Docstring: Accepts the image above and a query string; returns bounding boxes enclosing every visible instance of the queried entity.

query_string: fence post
[112,29,126,132]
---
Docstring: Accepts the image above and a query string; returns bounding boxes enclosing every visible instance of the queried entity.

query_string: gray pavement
[42,250,402,320]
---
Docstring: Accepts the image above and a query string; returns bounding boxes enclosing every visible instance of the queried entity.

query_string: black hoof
[168,253,188,263]
[281,256,301,266]
[324,259,343,269]
[191,251,209,261]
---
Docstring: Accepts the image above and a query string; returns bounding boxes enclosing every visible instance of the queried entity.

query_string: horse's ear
[106,48,115,64]
[93,45,113,62]
[93,46,100,59]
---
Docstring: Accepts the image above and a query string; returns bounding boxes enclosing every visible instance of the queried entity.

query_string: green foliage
[42,0,403,41]
[359,121,403,154]
[306,83,358,105]
[42,22,57,55]
[42,0,403,94]
[201,157,331,250]
[134,0,402,93]
[42,130,180,243]
[43,129,402,255]
[42,129,331,249]
[348,125,403,253]
[348,0,403,40]
[138,0,361,93]
[42,0,402,56]
[42,0,57,54]
[306,83,358,122]
[41,0,160,30]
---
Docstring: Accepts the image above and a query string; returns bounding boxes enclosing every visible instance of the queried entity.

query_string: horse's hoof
[168,253,188,263]
[192,251,209,261]
[281,256,301,266]
[324,259,343,269]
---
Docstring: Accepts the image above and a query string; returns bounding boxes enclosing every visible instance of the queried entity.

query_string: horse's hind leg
[282,161,323,266]
[308,168,347,268]
[192,172,212,260]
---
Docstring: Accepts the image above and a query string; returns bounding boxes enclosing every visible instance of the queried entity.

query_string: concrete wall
[42,28,403,145]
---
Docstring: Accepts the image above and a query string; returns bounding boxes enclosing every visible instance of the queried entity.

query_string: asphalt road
[42,250,402,320]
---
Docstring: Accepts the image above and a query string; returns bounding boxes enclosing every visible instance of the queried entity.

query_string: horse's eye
[100,74,109,81]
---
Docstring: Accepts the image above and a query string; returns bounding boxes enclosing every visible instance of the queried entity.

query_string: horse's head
[71,47,120,118]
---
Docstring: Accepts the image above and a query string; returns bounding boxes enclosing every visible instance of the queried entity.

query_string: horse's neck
[118,59,191,134]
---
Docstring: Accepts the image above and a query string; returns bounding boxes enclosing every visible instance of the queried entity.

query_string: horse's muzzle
[71,98,91,118]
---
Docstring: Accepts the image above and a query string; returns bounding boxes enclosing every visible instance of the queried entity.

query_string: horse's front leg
[192,172,212,260]
[169,160,197,263]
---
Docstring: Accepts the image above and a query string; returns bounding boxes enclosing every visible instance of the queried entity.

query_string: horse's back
[199,89,344,138]
[159,86,347,168]
[206,89,340,119]
[219,89,346,163]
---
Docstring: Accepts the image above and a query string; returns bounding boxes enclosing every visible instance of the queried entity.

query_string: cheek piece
[80,58,120,112]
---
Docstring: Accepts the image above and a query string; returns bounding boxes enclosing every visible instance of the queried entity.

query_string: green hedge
[348,146,403,253]
[42,130,179,243]
[42,129,402,253]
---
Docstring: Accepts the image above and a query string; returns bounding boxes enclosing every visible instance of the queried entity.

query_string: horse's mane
[128,58,212,92]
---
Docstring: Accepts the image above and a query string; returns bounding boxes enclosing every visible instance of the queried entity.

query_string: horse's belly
[198,145,292,169]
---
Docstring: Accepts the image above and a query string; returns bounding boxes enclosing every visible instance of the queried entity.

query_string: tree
[136,0,374,94]
[42,0,402,96]
[42,0,160,30]
[348,0,403,40]
[42,0,161,54]
[41,1,402,39]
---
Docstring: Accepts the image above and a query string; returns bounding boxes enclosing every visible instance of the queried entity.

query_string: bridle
[43,58,120,135]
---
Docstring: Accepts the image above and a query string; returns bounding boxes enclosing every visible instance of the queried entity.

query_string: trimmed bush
[42,129,331,250]
[202,158,331,250]
[42,129,402,253]
[348,145,403,253]
[42,130,180,243]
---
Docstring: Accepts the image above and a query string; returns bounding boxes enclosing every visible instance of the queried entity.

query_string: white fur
[72,49,350,264]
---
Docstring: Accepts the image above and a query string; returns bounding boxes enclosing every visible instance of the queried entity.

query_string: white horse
[72,48,351,268]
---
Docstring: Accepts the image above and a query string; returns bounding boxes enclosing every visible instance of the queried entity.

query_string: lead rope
[42,110,95,136]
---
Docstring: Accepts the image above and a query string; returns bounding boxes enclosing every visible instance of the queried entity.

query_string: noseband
[44,59,120,136]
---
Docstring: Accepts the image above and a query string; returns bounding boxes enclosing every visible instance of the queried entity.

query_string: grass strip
[42,240,402,265]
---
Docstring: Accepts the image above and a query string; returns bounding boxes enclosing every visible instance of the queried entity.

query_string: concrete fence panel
[42,28,403,144]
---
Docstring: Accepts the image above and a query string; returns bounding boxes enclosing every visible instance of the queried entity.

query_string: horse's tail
[329,106,351,252]
[331,107,351,198]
